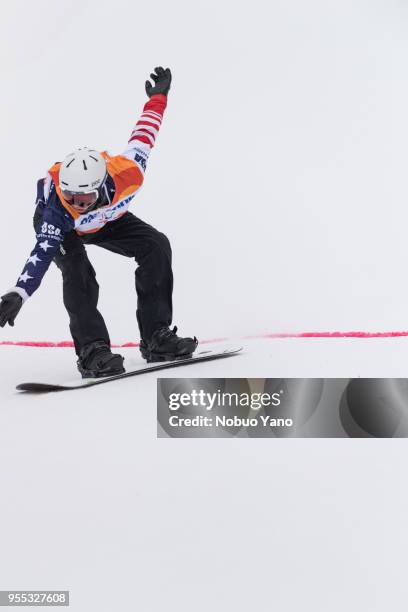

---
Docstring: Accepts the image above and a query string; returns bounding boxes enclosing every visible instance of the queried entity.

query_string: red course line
[0,341,138,348]
[257,331,408,339]
[1,331,408,347]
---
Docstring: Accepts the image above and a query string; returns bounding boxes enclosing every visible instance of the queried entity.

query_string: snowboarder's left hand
[145,67,172,98]
[0,292,23,327]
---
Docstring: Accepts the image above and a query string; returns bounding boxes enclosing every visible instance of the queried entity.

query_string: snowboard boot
[140,326,198,363]
[77,340,125,378]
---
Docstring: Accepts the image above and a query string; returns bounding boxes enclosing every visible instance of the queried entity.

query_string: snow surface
[2,338,408,611]
[2,0,408,610]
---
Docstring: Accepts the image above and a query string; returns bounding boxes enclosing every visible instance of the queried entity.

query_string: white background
[2,0,408,340]
[1,1,408,610]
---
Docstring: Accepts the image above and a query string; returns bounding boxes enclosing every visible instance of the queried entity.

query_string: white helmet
[59,147,107,211]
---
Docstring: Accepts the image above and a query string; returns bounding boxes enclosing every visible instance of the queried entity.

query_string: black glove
[0,292,23,327]
[145,66,172,98]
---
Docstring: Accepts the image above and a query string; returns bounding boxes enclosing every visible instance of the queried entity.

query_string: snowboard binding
[140,326,198,363]
[77,340,125,378]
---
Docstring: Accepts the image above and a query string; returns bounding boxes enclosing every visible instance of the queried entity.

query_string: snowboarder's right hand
[0,292,23,327]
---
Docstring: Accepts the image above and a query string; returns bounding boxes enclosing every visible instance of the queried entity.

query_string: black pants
[38,212,173,354]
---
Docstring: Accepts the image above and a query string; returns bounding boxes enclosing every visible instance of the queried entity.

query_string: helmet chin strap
[102,183,111,205]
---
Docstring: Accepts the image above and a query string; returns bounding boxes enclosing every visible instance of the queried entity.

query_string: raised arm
[122,67,172,173]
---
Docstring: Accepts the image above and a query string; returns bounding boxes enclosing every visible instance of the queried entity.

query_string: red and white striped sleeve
[122,94,168,173]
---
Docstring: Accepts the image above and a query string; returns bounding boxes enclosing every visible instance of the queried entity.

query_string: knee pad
[156,232,172,259]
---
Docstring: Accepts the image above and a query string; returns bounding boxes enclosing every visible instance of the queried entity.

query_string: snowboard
[16,345,242,393]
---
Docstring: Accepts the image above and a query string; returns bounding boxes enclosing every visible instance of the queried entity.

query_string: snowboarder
[0,67,197,377]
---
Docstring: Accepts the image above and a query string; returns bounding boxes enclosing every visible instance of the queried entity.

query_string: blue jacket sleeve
[11,181,74,301]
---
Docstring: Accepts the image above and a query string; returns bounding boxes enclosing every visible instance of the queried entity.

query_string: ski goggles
[61,189,99,211]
